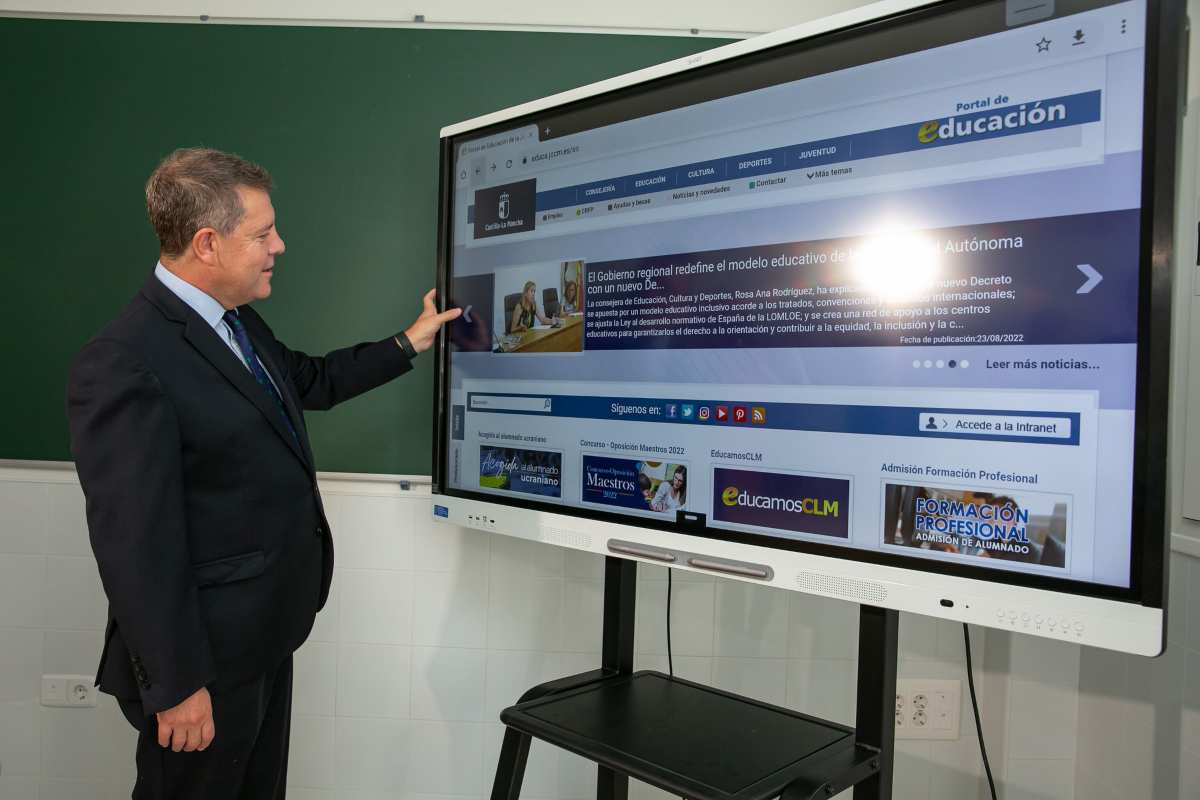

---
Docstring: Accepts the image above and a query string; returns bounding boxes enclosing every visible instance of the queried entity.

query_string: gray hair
[145,148,273,257]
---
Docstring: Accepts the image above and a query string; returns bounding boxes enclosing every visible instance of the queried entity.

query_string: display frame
[431,0,1186,655]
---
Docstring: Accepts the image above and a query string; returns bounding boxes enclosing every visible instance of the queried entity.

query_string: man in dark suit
[66,147,460,798]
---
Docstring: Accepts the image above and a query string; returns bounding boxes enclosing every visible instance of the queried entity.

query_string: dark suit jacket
[67,273,412,714]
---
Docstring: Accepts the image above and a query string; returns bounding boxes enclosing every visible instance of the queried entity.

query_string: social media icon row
[671,404,765,424]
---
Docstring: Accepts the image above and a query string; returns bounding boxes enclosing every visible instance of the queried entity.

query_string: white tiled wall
[1068,549,1200,800]
[0,470,136,800]
[1,464,1197,799]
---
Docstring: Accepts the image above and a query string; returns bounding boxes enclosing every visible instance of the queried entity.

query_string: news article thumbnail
[882,483,1068,566]
[479,447,563,498]
[582,456,688,514]
[711,467,850,538]
[491,260,586,353]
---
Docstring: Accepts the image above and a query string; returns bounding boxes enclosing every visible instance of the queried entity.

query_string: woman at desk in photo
[510,280,558,333]
[650,465,687,512]
[561,280,582,314]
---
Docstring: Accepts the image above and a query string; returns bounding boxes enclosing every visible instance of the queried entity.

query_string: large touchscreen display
[442,0,1148,590]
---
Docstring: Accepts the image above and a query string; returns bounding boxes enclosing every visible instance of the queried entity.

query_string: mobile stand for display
[491,556,900,800]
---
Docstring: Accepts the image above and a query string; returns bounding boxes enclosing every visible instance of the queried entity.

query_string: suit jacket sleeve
[67,339,217,714]
[240,307,414,411]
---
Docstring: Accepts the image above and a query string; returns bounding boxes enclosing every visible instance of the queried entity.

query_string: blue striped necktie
[222,311,301,447]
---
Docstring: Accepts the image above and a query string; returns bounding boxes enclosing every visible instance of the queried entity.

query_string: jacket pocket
[193,550,265,588]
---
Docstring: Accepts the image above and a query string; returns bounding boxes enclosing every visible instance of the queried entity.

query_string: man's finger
[183,726,200,753]
[157,719,172,749]
[411,309,463,342]
[410,308,462,339]
[422,288,438,314]
[199,720,216,751]
[171,726,188,753]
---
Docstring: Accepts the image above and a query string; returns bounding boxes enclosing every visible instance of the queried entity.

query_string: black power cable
[963,624,998,800]
[667,569,687,800]
[666,568,674,678]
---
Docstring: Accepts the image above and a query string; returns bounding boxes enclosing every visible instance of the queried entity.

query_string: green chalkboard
[0,17,728,474]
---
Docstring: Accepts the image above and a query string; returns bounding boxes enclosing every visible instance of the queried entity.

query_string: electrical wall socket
[41,675,97,708]
[895,679,960,740]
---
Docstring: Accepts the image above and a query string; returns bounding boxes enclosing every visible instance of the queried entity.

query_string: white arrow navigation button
[1076,264,1102,294]
[462,304,473,323]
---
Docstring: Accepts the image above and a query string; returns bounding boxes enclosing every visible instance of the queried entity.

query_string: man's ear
[191,227,220,265]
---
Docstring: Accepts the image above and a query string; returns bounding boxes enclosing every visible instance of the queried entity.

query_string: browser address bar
[470,395,553,413]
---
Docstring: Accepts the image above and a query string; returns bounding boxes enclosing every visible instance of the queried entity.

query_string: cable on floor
[963,623,998,800]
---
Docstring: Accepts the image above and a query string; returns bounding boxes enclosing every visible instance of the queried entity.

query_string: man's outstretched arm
[248,288,461,411]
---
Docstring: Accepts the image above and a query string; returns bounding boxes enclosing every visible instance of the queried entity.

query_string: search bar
[470,395,553,413]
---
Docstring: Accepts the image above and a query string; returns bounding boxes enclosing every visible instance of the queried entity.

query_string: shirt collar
[154,262,230,330]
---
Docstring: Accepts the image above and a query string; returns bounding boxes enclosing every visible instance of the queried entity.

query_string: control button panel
[465,512,498,531]
[994,606,1085,638]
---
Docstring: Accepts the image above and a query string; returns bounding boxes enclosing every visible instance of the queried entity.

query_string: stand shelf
[491,557,899,800]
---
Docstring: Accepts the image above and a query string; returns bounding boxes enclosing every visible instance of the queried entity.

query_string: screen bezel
[432,0,1183,611]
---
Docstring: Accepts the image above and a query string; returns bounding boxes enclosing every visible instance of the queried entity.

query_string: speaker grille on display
[796,571,889,603]
[540,527,593,550]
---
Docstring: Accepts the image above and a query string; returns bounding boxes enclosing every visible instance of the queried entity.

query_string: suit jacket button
[315,526,325,537]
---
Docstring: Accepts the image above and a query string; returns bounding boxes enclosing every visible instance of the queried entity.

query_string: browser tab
[457,126,539,160]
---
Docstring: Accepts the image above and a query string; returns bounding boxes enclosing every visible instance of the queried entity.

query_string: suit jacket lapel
[141,276,313,472]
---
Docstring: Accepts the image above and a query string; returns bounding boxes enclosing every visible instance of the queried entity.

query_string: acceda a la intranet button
[917,413,1072,439]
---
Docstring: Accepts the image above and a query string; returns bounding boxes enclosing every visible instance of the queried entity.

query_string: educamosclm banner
[882,482,1069,567]
[711,467,850,539]
[479,446,562,497]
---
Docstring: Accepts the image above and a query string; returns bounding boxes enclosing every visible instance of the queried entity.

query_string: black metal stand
[490,556,899,800]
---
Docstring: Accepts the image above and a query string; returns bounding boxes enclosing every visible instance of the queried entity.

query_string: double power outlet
[41,675,97,708]
[895,679,961,740]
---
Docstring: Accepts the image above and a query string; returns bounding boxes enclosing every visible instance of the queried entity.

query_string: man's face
[213,186,285,307]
